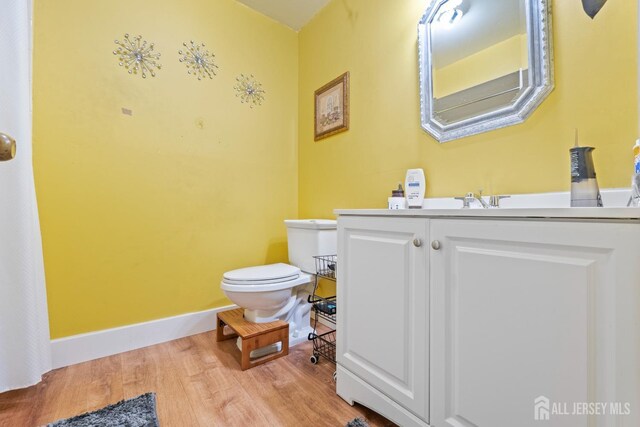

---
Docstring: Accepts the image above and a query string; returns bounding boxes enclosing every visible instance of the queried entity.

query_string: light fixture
[436,0,464,26]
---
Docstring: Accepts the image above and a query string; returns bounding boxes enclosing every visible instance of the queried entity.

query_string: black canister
[570,146,603,207]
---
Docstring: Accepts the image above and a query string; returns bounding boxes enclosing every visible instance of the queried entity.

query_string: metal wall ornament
[113,34,162,78]
[234,74,266,108]
[178,41,219,80]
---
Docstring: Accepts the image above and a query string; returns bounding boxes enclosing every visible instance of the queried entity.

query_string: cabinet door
[337,216,429,421]
[430,219,640,427]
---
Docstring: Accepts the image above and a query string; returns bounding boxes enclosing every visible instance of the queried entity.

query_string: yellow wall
[33,0,637,338]
[298,0,637,218]
[33,0,299,338]
[434,34,528,98]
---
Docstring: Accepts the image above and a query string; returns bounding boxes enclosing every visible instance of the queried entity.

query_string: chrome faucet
[455,192,486,208]
[455,191,510,208]
[489,195,510,208]
[454,192,474,208]
[475,190,490,208]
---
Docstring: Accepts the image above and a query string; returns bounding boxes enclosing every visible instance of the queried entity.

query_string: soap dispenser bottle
[405,169,426,209]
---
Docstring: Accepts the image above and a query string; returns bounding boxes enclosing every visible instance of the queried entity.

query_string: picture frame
[314,72,350,141]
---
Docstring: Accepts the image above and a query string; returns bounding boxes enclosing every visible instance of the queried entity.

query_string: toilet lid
[222,263,301,285]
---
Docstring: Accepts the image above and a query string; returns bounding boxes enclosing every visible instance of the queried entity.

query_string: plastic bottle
[388,183,406,209]
[405,169,426,209]
[632,140,640,208]
[634,139,640,174]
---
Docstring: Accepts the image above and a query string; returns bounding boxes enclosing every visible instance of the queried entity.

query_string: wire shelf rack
[308,295,336,323]
[308,330,336,365]
[314,255,337,281]
[308,254,337,373]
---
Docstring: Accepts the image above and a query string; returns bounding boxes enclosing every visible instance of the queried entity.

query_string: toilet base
[290,324,314,347]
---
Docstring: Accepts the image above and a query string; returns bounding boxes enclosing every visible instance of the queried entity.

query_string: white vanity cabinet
[430,219,640,427]
[336,212,640,427]
[337,216,429,424]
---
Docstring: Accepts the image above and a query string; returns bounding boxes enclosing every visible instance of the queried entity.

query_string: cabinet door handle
[431,240,441,250]
[413,238,423,247]
[0,132,16,161]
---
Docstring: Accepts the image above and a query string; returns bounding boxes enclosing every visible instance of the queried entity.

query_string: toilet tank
[284,219,337,274]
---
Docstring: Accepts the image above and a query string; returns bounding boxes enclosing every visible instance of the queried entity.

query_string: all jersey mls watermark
[534,396,632,421]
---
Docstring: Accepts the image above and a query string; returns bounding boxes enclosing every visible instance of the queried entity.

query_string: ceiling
[236,0,331,31]
[236,0,526,61]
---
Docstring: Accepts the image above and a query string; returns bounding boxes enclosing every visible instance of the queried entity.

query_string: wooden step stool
[216,308,289,371]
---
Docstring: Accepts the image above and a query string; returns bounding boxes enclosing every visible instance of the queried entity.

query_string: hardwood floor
[0,331,394,426]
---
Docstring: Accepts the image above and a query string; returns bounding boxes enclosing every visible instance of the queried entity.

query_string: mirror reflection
[418,0,553,142]
[431,0,528,123]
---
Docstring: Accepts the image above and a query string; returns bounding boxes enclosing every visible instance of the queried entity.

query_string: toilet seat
[221,263,310,292]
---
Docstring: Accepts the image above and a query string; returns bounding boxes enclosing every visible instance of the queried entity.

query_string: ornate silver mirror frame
[418,0,554,142]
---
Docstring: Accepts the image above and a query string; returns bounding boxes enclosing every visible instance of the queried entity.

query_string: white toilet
[221,219,337,350]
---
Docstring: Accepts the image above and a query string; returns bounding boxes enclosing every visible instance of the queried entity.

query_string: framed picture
[314,72,350,141]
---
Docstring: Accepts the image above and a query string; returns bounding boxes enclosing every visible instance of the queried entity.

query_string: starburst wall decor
[178,41,219,80]
[113,34,162,78]
[234,74,266,108]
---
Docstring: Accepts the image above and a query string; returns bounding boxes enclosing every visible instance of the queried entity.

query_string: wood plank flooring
[0,330,394,426]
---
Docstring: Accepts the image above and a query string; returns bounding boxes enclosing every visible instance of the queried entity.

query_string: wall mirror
[418,0,553,142]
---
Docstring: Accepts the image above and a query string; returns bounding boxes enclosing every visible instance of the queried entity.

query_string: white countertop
[334,188,640,221]
[334,207,640,220]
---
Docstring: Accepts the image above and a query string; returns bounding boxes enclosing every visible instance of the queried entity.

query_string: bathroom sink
[335,189,640,220]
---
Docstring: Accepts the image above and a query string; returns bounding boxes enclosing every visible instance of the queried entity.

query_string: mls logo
[534,396,550,421]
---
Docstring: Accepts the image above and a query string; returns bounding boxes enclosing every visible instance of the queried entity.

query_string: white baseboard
[50,305,237,369]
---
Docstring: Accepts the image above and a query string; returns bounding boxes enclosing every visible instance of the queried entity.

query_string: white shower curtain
[0,0,52,392]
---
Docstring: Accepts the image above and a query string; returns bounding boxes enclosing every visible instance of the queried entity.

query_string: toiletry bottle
[632,140,640,207]
[405,169,426,209]
[388,184,406,209]
[634,139,640,174]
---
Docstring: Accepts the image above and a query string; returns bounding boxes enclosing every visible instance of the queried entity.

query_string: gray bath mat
[47,392,159,427]
[346,418,370,427]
